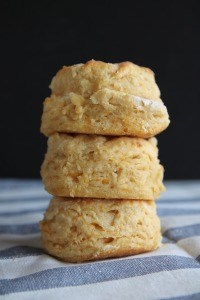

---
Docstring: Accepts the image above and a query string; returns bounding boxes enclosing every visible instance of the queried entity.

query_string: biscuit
[41,60,169,137]
[41,88,169,137]
[40,197,161,262]
[41,133,165,200]
[50,60,161,100]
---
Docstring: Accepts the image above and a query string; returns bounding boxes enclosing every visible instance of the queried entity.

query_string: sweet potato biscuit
[40,197,161,262]
[50,60,161,99]
[41,133,165,199]
[41,60,169,137]
[41,88,169,137]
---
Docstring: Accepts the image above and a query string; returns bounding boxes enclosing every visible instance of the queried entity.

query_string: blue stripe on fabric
[160,292,200,300]
[157,208,200,217]
[196,255,200,263]
[0,223,40,234]
[160,198,200,204]
[0,246,44,259]
[0,208,46,217]
[0,179,41,186]
[162,236,173,244]
[162,224,200,242]
[0,255,199,295]
[0,196,49,204]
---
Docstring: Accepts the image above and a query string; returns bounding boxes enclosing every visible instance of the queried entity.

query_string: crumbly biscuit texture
[41,133,165,200]
[50,60,161,100]
[41,88,169,137]
[40,197,161,262]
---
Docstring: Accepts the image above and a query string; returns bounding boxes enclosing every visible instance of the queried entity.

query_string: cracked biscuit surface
[41,60,169,137]
[41,133,165,200]
[40,197,161,262]
[50,60,161,99]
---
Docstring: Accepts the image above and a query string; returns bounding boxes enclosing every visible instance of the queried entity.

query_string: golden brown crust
[50,60,161,100]
[40,60,170,137]
[40,197,161,262]
[41,133,165,200]
[41,89,169,137]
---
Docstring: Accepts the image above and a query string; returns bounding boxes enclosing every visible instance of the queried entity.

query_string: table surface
[0,180,200,300]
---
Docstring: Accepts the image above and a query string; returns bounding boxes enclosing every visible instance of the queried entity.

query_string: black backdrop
[1,0,200,179]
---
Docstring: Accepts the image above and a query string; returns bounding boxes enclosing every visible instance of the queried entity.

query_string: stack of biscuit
[40,60,170,263]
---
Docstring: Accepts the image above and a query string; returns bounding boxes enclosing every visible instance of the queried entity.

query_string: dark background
[1,0,200,179]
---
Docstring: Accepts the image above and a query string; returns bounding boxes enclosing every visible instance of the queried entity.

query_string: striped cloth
[0,180,200,300]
